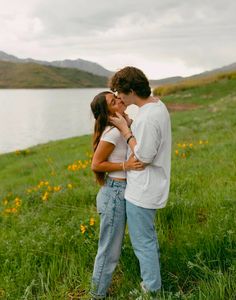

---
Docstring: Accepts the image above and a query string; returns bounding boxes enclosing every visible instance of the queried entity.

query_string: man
[109,66,171,298]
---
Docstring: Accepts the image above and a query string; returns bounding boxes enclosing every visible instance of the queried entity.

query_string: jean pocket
[96,186,111,214]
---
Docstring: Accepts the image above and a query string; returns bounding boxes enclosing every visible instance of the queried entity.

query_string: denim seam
[94,190,118,296]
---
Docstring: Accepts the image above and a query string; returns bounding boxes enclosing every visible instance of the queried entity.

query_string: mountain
[0,60,108,88]
[0,50,113,77]
[150,76,183,87]
[49,59,112,77]
[150,62,236,87]
[187,62,236,80]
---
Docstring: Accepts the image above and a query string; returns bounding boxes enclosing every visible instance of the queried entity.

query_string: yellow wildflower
[3,199,8,205]
[90,218,95,226]
[182,153,186,158]
[54,186,61,192]
[67,183,73,189]
[14,197,21,207]
[72,164,77,171]
[80,224,86,234]
[199,140,203,145]
[11,207,17,213]
[42,192,49,201]
[175,150,179,155]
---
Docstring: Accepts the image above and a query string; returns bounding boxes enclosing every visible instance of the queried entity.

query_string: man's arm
[110,112,161,163]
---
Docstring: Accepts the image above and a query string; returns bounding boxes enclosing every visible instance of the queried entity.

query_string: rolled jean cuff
[90,291,106,299]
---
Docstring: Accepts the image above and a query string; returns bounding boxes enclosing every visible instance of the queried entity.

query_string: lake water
[0,88,138,154]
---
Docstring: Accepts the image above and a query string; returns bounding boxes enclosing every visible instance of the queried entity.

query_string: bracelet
[122,161,126,171]
[127,135,134,144]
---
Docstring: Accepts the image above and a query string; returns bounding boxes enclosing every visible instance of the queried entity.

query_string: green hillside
[153,70,236,104]
[0,77,235,299]
[0,60,108,88]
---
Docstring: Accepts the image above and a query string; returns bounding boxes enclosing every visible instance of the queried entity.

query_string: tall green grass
[0,86,235,299]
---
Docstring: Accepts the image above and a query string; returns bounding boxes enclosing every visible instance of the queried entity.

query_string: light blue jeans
[126,200,161,292]
[91,178,126,299]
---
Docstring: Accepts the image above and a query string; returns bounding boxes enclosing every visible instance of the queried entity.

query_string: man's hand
[125,153,145,171]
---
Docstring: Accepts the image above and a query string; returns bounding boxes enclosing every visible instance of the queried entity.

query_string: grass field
[0,77,236,299]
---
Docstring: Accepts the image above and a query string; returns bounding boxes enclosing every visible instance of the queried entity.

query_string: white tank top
[101,126,127,179]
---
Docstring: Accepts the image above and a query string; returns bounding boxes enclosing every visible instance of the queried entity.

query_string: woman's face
[105,93,126,116]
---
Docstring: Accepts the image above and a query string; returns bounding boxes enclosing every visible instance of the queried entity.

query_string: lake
[0,88,138,154]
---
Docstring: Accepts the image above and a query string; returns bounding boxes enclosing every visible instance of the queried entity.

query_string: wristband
[127,135,134,144]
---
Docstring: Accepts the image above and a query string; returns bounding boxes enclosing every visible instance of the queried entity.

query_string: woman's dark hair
[90,91,112,185]
[109,66,151,98]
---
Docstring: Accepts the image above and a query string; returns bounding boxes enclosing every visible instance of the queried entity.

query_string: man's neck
[135,96,158,107]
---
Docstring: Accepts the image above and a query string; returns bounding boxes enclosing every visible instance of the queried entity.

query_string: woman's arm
[91,140,144,172]
[109,113,154,164]
[109,113,137,153]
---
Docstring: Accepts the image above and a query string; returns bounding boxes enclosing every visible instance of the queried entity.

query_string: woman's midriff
[108,177,126,181]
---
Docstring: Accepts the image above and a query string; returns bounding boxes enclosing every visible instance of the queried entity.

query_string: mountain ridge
[1,50,236,87]
[0,60,107,88]
[150,62,236,86]
[0,50,113,77]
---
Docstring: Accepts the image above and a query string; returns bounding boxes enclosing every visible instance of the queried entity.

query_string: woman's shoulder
[101,126,122,145]
[103,126,121,137]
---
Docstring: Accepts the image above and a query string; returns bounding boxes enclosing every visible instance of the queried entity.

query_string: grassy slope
[0,78,236,299]
[153,71,236,105]
[0,61,107,88]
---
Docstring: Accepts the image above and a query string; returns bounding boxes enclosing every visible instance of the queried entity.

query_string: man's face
[115,91,134,106]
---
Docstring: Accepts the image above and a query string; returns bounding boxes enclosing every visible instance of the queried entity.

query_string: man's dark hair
[109,66,151,98]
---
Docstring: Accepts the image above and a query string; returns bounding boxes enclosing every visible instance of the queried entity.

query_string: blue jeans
[126,200,161,292]
[91,178,126,299]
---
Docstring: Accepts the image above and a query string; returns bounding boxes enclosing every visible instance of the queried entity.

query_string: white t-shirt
[101,126,127,179]
[125,100,171,209]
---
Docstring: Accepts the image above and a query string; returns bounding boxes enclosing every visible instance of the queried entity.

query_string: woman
[90,91,144,299]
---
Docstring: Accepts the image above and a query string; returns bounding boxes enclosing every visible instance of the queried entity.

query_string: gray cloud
[0,0,236,78]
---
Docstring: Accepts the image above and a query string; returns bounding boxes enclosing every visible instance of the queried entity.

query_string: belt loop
[107,177,114,187]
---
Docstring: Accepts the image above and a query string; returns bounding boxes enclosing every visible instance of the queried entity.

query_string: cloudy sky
[0,0,236,79]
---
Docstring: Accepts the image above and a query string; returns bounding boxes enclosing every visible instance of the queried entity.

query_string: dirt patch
[166,103,200,112]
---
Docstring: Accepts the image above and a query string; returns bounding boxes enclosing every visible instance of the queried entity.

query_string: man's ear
[130,89,135,95]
